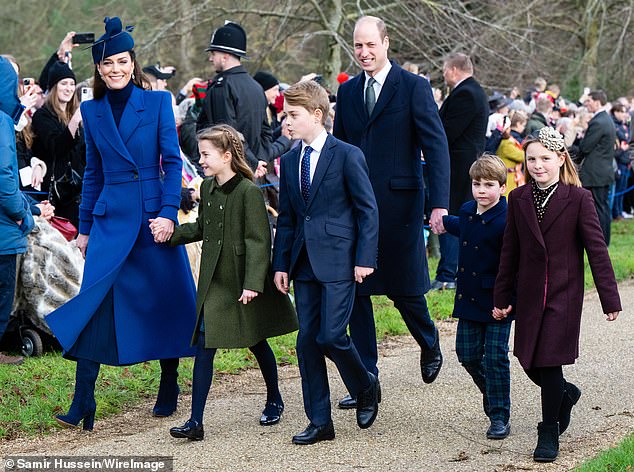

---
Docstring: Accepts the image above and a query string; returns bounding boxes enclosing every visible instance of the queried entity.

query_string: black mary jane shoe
[260,401,284,426]
[169,419,204,441]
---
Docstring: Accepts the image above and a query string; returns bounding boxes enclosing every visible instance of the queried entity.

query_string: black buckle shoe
[486,419,510,439]
[292,422,335,445]
[170,419,204,441]
[260,401,284,426]
[420,336,443,384]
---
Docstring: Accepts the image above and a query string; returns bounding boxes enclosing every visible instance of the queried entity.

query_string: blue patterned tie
[301,145,313,203]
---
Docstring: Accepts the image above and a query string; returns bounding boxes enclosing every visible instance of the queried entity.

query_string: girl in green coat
[155,125,298,441]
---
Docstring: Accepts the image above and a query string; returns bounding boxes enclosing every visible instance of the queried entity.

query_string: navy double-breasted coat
[333,62,450,296]
[494,184,621,369]
[46,86,197,365]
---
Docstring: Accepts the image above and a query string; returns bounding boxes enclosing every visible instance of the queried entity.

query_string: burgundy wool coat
[494,183,621,369]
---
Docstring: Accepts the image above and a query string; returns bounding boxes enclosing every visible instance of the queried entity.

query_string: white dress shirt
[364,61,392,102]
[299,129,329,189]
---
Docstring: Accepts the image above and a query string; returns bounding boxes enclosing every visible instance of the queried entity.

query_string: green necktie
[365,77,376,116]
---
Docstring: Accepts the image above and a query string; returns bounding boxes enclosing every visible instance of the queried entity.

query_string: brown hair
[611,103,627,115]
[44,80,79,125]
[92,50,150,100]
[197,124,254,181]
[509,109,528,128]
[443,53,474,75]
[283,80,330,125]
[522,136,581,187]
[589,90,608,106]
[469,153,507,186]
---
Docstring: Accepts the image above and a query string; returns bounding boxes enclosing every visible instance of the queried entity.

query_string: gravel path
[2,283,633,471]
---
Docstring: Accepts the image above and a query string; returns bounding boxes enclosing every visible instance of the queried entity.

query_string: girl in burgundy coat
[493,127,621,463]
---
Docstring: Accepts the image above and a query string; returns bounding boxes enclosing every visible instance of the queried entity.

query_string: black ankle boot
[559,382,581,435]
[533,422,559,462]
[169,419,204,441]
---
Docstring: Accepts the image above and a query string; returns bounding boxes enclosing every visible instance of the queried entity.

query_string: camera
[73,32,95,44]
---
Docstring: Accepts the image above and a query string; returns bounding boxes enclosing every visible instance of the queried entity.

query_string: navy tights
[190,336,282,424]
[524,366,565,425]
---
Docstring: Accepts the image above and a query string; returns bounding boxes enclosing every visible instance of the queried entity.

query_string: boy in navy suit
[442,154,512,440]
[273,80,380,445]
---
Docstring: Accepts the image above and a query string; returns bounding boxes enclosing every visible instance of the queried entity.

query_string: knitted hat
[253,71,278,91]
[205,21,247,57]
[91,17,135,64]
[47,61,76,90]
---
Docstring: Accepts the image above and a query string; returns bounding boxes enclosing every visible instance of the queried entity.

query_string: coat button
[470,297,475,302]
[472,272,477,276]
[482,221,486,224]
[468,216,473,221]
[207,202,211,207]
[217,240,222,245]
[219,205,224,210]
[132,172,138,179]
[205,219,210,225]
[462,241,467,246]
[218,223,223,228]
[459,267,464,272]
[204,237,209,242]
[305,216,311,221]
[474,246,479,250]
[457,294,463,300]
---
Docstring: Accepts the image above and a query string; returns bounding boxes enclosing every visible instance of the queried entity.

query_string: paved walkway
[2,284,633,471]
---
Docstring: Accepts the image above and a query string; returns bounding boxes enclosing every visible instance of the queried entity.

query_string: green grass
[1,221,633,442]
[575,433,634,471]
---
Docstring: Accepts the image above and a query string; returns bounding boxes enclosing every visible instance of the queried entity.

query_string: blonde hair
[197,125,254,181]
[469,153,507,186]
[283,80,330,125]
[45,81,79,125]
[522,136,581,187]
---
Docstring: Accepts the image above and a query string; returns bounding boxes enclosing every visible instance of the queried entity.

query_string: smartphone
[81,87,93,102]
[74,32,95,44]
[583,87,590,96]
[23,78,35,87]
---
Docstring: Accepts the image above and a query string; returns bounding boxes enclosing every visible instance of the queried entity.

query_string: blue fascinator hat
[91,17,135,64]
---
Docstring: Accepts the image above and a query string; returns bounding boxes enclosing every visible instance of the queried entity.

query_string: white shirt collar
[302,129,328,154]
[365,61,392,87]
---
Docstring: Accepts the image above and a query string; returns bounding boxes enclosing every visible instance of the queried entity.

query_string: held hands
[36,201,55,221]
[238,289,259,305]
[354,266,374,283]
[492,305,512,320]
[430,208,448,234]
[274,272,289,294]
[148,217,175,243]
[606,312,620,321]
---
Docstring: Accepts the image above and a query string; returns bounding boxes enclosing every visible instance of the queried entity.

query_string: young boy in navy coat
[273,80,380,445]
[442,154,512,440]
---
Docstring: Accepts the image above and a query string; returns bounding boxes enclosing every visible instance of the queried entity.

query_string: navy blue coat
[46,86,197,365]
[443,198,510,323]
[272,134,378,282]
[334,62,450,296]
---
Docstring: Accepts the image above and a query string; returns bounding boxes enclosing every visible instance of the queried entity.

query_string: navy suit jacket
[443,198,509,323]
[334,61,450,296]
[272,134,378,283]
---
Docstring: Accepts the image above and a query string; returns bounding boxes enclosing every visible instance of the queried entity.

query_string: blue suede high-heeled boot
[153,358,180,417]
[55,359,100,431]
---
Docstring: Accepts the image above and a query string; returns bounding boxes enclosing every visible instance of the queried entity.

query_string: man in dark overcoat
[196,22,290,169]
[579,90,617,245]
[432,53,489,290]
[333,16,450,407]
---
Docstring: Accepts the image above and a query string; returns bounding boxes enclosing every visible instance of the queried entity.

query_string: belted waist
[103,165,161,184]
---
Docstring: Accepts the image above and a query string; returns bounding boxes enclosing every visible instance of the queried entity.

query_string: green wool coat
[170,174,298,348]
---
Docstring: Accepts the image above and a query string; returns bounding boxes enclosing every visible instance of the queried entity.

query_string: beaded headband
[538,127,565,152]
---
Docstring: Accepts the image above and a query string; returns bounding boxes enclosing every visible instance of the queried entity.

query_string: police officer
[197,22,290,171]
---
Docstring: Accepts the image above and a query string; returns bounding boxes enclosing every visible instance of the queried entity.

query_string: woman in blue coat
[46,17,197,430]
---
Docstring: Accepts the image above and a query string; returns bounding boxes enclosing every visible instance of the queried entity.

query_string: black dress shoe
[356,373,379,429]
[169,419,204,441]
[260,401,284,426]
[338,395,357,409]
[486,419,511,439]
[337,383,382,410]
[420,336,443,384]
[292,422,335,445]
